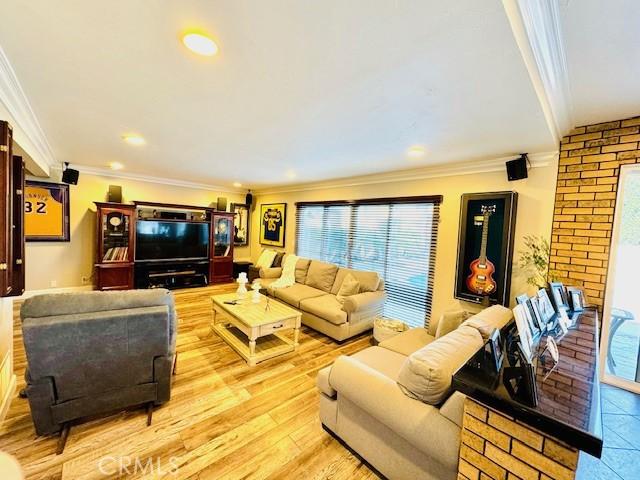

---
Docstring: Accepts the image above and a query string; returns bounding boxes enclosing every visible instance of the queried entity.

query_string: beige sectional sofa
[259,255,386,341]
[317,305,513,480]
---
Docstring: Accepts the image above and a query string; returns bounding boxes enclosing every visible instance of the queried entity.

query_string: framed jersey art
[25,180,70,241]
[259,203,286,247]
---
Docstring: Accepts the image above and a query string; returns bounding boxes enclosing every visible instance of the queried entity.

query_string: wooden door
[10,156,24,295]
[0,121,13,296]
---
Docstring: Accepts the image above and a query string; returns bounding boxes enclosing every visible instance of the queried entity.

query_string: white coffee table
[211,293,302,366]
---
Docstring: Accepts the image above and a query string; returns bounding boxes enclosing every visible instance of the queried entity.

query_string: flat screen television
[135,220,210,261]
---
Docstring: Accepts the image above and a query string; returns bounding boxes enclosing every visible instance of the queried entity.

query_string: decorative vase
[252,282,261,303]
[236,272,248,299]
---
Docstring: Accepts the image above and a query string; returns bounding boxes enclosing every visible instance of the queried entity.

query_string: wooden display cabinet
[210,212,234,284]
[94,202,135,290]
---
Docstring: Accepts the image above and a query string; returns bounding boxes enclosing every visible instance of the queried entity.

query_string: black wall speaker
[61,163,79,185]
[506,154,528,181]
[108,185,122,203]
[245,191,253,206]
[217,197,227,212]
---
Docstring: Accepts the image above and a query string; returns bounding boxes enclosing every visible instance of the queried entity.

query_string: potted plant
[518,234,551,289]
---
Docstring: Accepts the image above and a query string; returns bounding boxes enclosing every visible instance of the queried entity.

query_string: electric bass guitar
[466,205,497,295]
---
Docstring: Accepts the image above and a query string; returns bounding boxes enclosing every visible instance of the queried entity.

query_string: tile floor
[577,383,640,480]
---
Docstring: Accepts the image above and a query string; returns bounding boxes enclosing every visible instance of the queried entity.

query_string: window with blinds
[295,197,441,328]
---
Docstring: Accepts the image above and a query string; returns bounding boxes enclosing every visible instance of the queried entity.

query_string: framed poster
[231,203,250,246]
[454,191,518,305]
[260,203,286,247]
[25,180,70,242]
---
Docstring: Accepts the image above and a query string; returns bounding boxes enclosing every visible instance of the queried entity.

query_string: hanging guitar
[466,205,497,295]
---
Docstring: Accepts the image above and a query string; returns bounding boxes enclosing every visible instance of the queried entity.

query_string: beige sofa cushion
[461,304,513,340]
[331,268,380,294]
[397,325,483,405]
[379,327,436,357]
[336,274,360,304]
[273,283,325,308]
[294,258,312,284]
[435,309,471,338]
[318,346,406,399]
[305,260,339,293]
[300,294,347,325]
[349,346,407,381]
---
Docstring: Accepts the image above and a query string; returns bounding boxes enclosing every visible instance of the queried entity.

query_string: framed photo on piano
[549,281,570,312]
[567,286,585,312]
[454,192,518,305]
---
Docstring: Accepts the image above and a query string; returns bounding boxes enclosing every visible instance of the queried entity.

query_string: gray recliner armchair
[21,289,177,452]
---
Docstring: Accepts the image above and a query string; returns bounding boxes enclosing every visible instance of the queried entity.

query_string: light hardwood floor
[0,284,378,479]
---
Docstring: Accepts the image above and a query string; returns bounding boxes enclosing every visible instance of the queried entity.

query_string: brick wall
[458,398,579,480]
[549,115,640,309]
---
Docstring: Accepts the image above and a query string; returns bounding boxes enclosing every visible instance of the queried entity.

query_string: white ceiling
[0,0,633,189]
[559,0,640,127]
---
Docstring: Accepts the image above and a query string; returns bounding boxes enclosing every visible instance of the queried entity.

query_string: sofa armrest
[260,267,283,279]
[329,355,460,470]
[316,365,336,397]
[341,291,386,314]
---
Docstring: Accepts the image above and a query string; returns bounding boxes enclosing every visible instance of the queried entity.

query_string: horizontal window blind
[295,197,441,328]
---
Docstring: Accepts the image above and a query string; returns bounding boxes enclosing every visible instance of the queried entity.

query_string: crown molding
[502,0,573,142]
[0,45,56,169]
[52,164,245,194]
[253,151,558,196]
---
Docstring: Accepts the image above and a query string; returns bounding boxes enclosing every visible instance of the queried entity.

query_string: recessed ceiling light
[122,134,145,146]
[407,145,426,158]
[182,32,218,56]
[233,182,242,188]
[286,170,297,180]
[109,162,124,170]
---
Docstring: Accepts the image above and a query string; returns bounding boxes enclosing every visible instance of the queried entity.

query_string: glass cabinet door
[213,216,232,257]
[101,209,131,262]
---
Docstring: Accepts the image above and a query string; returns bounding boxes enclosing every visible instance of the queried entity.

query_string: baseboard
[16,285,94,300]
[0,371,16,426]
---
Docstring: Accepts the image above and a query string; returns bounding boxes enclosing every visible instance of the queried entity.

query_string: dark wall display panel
[454,191,518,305]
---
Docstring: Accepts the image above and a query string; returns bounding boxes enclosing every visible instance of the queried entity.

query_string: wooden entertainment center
[94,201,235,291]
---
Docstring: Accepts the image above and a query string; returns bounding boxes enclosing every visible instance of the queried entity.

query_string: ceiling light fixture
[233,182,242,188]
[182,32,218,56]
[407,145,426,158]
[122,134,145,146]
[109,162,124,170]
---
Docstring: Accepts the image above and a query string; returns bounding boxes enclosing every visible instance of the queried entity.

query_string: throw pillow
[435,309,471,338]
[256,249,277,269]
[337,274,360,304]
[272,252,285,268]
